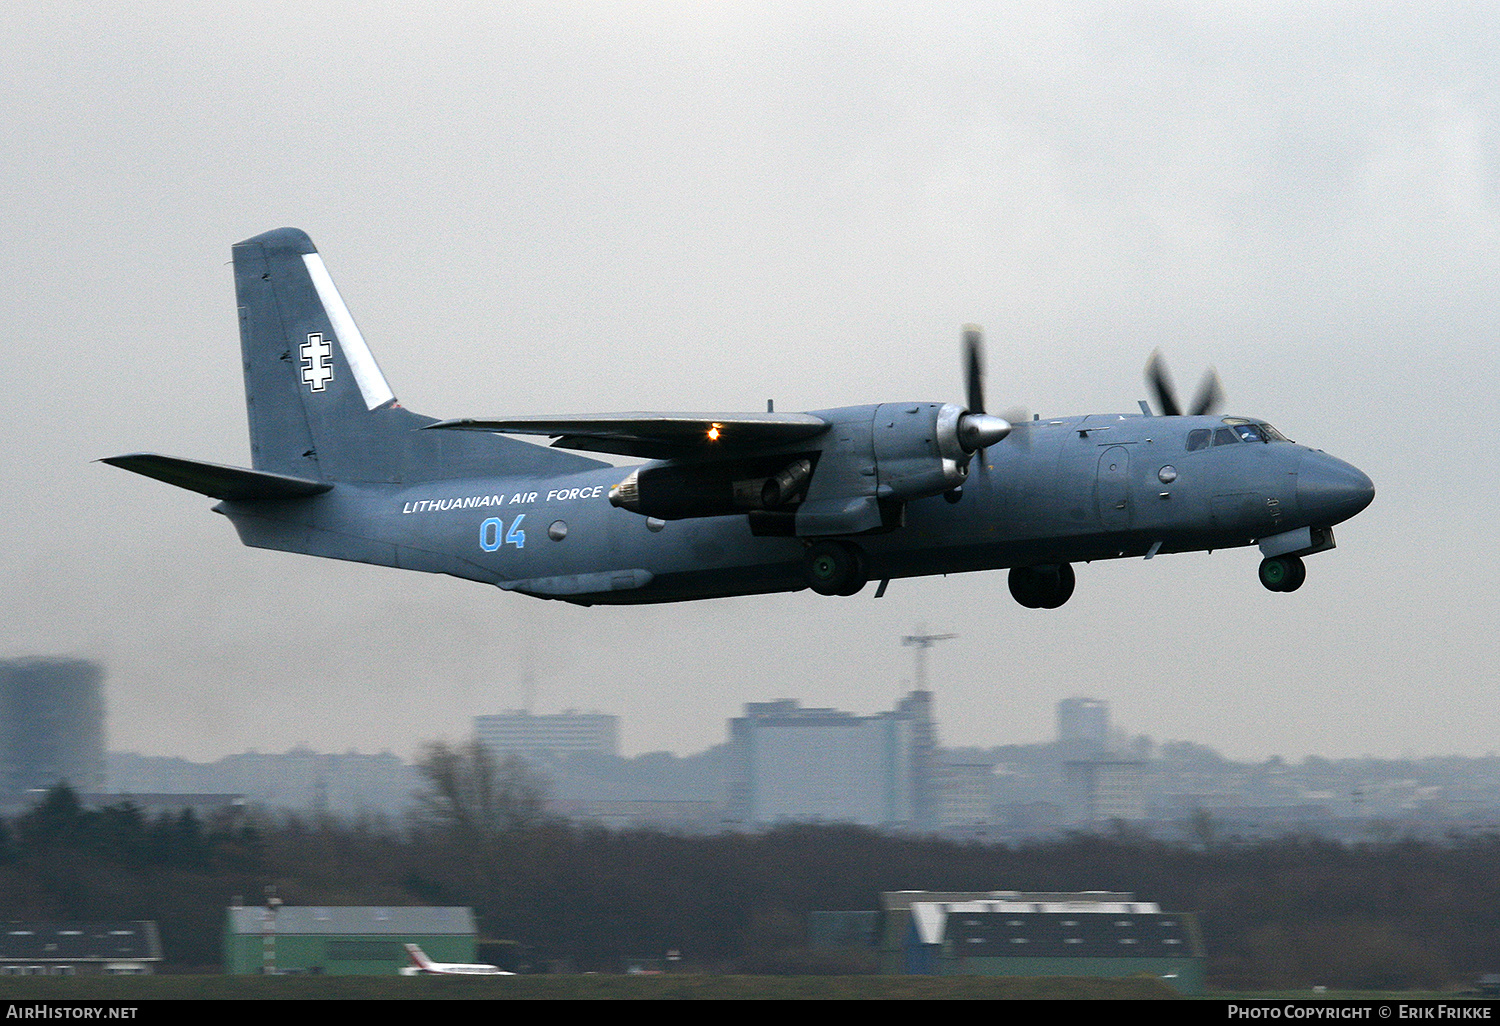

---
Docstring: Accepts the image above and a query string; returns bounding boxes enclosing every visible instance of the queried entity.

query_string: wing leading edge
[426,413,829,460]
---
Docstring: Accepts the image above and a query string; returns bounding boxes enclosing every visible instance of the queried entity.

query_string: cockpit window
[1213,427,1239,446]
[1222,417,1290,443]
[1186,428,1211,451]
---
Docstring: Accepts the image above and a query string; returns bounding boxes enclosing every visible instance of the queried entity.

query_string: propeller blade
[1189,368,1224,416]
[1145,349,1182,417]
[963,324,985,415]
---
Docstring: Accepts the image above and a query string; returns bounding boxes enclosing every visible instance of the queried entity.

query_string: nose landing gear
[1258,554,1306,592]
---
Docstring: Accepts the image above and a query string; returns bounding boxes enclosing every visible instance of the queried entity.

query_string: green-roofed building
[223,905,478,975]
[879,890,1206,995]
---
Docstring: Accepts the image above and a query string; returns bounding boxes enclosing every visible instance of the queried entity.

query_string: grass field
[0,974,1180,1000]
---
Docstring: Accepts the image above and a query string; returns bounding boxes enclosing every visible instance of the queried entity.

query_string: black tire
[1281,555,1306,592]
[804,541,863,596]
[1259,556,1294,592]
[1038,563,1076,609]
[1008,566,1043,608]
[834,545,868,596]
[1011,564,1076,608]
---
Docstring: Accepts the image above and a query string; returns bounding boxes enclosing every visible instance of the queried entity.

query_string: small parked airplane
[398,942,511,976]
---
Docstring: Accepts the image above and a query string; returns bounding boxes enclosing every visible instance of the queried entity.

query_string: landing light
[707,423,722,441]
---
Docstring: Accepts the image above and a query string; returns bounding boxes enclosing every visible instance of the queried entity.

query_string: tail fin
[234,228,408,482]
[232,228,605,485]
[404,943,434,970]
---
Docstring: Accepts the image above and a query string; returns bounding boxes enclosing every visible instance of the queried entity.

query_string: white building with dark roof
[0,922,162,975]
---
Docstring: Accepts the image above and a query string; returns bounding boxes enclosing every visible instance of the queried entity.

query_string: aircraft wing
[426,413,829,460]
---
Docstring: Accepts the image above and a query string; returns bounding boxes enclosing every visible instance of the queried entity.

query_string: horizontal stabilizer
[100,453,333,501]
[426,413,828,460]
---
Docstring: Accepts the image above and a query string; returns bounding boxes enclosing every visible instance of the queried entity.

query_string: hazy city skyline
[3,5,1495,763]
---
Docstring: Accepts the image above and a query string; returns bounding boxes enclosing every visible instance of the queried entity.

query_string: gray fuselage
[219,410,1371,605]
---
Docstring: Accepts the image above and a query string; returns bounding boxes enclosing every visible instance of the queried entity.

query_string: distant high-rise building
[474,710,619,758]
[898,690,937,828]
[936,761,996,829]
[726,692,936,829]
[0,658,105,807]
[1063,759,1146,824]
[1056,697,1110,757]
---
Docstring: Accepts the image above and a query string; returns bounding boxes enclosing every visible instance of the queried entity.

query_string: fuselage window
[1231,423,1264,443]
[1185,429,1211,451]
[1213,427,1239,446]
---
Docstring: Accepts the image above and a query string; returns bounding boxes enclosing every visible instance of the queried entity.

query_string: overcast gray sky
[1,3,1495,764]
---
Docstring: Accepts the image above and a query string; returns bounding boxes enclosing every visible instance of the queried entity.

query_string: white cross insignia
[300,333,334,392]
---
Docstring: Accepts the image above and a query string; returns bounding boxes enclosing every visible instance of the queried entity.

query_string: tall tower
[901,632,957,692]
[898,632,954,832]
[896,690,937,830]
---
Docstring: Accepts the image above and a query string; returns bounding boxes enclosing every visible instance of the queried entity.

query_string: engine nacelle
[609,454,818,520]
[872,402,971,500]
[607,402,1010,537]
[792,402,1008,536]
[871,402,1008,499]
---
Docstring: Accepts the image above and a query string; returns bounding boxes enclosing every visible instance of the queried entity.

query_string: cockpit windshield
[1225,417,1290,443]
[1186,419,1291,450]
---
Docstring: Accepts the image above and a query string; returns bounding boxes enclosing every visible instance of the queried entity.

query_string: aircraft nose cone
[1297,452,1374,526]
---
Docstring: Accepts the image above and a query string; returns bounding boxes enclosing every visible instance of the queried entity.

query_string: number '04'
[479,515,526,552]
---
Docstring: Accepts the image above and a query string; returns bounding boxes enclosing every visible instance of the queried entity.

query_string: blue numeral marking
[479,518,503,552]
[480,516,525,552]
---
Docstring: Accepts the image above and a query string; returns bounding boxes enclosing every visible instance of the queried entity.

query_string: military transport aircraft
[104,228,1374,608]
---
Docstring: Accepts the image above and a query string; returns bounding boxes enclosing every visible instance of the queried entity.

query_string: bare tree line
[0,741,1493,987]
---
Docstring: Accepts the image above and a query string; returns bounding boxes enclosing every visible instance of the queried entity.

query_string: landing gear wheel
[804,541,867,596]
[1009,563,1075,608]
[1038,562,1076,609]
[834,545,868,596]
[1008,566,1043,608]
[1281,555,1306,592]
[1259,555,1306,593]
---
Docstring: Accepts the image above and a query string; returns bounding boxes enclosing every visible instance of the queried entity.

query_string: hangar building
[223,905,478,975]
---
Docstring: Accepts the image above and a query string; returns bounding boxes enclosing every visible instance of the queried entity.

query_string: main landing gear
[1258,554,1306,593]
[1008,563,1075,609]
[803,540,869,596]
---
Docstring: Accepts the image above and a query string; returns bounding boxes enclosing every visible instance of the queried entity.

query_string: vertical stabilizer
[232,228,608,485]
[234,228,403,482]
